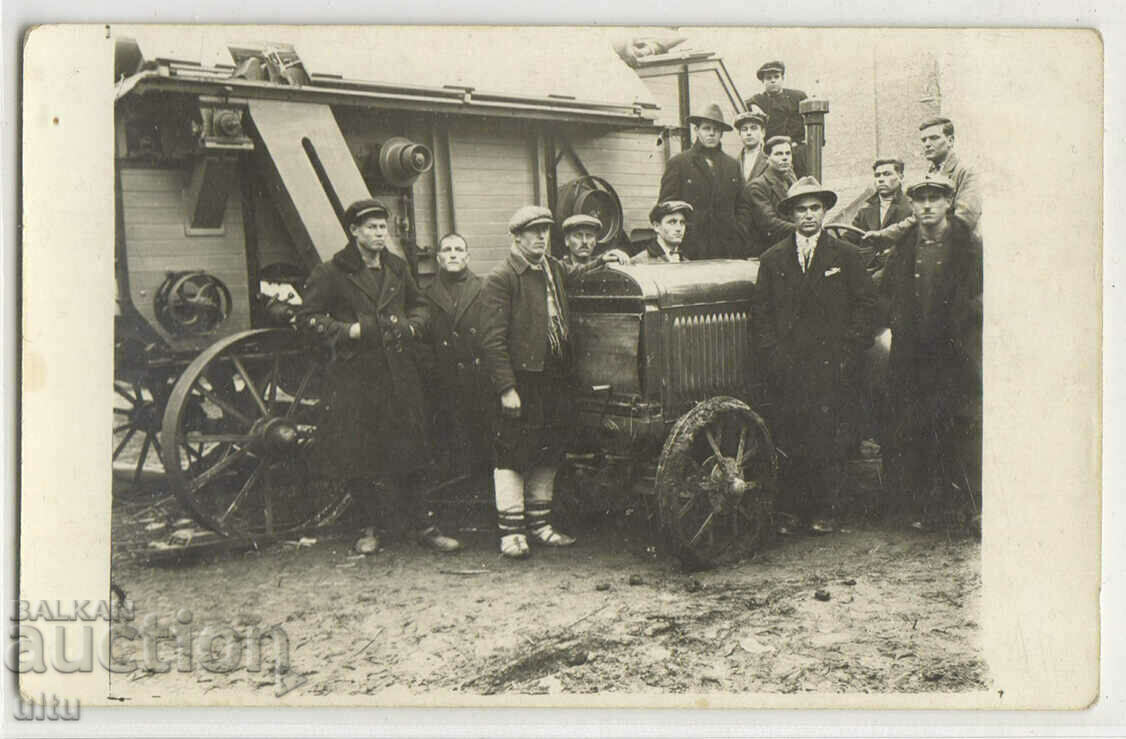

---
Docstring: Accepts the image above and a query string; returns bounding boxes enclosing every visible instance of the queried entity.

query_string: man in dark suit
[299,199,462,552]
[847,157,914,272]
[480,206,578,559]
[734,107,770,183]
[752,178,876,534]
[419,232,491,483]
[657,102,743,260]
[746,61,809,177]
[737,135,798,257]
[878,174,982,530]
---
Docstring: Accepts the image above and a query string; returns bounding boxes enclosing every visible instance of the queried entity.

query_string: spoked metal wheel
[160,328,349,539]
[113,375,176,494]
[655,397,777,569]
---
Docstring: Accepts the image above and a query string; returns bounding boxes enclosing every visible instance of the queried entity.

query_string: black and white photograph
[15,22,1102,715]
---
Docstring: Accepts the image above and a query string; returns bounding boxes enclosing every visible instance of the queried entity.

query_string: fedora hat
[777,176,838,215]
[686,103,732,132]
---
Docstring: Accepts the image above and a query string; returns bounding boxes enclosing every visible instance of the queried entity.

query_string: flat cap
[919,116,953,131]
[345,198,390,226]
[507,205,555,234]
[764,135,793,154]
[905,173,955,198]
[777,176,838,215]
[733,106,769,129]
[756,60,785,80]
[561,214,602,234]
[649,200,694,224]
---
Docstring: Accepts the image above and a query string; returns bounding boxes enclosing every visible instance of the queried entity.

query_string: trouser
[348,471,431,533]
[494,466,556,537]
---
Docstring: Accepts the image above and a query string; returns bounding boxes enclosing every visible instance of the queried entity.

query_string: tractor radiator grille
[665,308,752,405]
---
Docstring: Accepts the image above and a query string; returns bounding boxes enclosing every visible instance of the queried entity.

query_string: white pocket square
[824,266,841,277]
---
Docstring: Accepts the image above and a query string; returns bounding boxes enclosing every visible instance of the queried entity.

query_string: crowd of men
[297,58,983,558]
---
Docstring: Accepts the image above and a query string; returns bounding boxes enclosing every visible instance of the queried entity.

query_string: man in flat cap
[878,174,982,531]
[418,232,491,483]
[299,198,462,553]
[737,135,798,257]
[480,206,578,559]
[746,61,809,177]
[657,102,743,260]
[631,201,694,264]
[863,117,982,244]
[558,214,629,278]
[752,178,876,534]
[734,106,770,183]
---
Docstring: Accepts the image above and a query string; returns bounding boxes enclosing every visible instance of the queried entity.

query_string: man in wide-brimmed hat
[877,173,982,531]
[657,102,743,260]
[752,177,876,535]
[745,60,809,177]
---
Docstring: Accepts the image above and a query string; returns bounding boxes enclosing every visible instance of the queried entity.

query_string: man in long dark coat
[419,232,492,482]
[737,135,798,257]
[657,103,743,260]
[299,199,462,552]
[480,205,577,559]
[878,174,982,529]
[752,178,876,533]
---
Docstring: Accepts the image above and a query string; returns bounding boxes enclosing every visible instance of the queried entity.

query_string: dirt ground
[108,483,986,702]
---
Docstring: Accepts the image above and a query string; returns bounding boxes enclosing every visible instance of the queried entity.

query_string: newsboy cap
[561,214,602,234]
[507,205,555,234]
[345,198,390,226]
[733,106,769,129]
[649,200,694,224]
[905,173,955,198]
[686,102,732,131]
[756,60,785,80]
[777,176,838,215]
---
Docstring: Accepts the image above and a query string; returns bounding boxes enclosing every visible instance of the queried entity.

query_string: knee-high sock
[494,468,525,535]
[525,465,557,534]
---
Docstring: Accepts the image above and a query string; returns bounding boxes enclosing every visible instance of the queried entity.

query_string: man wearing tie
[752,178,876,534]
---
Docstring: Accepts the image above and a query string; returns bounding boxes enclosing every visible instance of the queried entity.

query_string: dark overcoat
[629,237,686,264]
[480,249,574,395]
[879,217,983,431]
[297,243,431,480]
[752,232,877,461]
[739,167,796,256]
[657,140,744,260]
[419,271,492,470]
[851,188,914,233]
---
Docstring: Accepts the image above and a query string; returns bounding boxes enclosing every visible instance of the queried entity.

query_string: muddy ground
[108,482,985,702]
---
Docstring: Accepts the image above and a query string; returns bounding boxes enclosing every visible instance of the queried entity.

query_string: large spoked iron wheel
[160,329,350,539]
[113,374,177,495]
[655,397,777,569]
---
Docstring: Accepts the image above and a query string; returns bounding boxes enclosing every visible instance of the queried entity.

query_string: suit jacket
[480,249,572,395]
[752,231,876,460]
[738,147,769,183]
[657,140,743,260]
[629,237,686,264]
[851,188,913,232]
[297,243,431,478]
[747,89,808,142]
[740,167,797,256]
